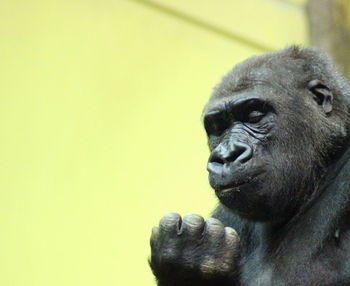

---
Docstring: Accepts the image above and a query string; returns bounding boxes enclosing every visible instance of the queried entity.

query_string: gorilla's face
[204,69,335,222]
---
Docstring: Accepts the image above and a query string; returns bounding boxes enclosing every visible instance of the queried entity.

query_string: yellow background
[0,0,306,285]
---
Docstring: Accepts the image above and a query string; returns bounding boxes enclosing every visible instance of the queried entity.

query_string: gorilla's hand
[149,213,240,286]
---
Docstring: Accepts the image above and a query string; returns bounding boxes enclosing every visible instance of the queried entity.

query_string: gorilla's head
[203,46,350,222]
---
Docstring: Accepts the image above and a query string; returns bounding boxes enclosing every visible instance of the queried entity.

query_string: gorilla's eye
[234,99,270,124]
[246,110,265,123]
[204,112,229,136]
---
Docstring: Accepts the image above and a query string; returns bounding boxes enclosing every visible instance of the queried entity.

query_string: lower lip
[221,187,236,193]
[216,170,265,194]
[216,185,243,195]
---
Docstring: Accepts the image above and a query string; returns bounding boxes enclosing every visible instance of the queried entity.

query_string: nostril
[225,146,245,163]
[236,143,253,163]
[209,153,225,165]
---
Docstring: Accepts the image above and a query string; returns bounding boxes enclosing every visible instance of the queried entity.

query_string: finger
[204,217,225,239]
[159,212,181,233]
[180,213,205,236]
[224,227,239,248]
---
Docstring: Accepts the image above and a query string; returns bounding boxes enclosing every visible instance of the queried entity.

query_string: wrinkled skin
[150,213,239,286]
[149,46,350,285]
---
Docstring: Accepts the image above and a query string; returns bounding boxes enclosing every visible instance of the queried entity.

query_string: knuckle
[159,212,181,230]
[224,227,239,239]
[205,218,225,236]
[182,213,205,228]
[206,217,224,228]
[224,227,240,247]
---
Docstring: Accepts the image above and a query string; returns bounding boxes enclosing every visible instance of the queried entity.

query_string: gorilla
[149,46,350,285]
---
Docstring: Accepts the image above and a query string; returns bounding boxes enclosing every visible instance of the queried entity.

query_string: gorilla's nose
[208,142,252,167]
[207,142,253,190]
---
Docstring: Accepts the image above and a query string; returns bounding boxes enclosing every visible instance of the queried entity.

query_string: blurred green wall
[0,0,305,285]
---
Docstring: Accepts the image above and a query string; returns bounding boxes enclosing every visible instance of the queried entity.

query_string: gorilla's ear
[307,79,333,114]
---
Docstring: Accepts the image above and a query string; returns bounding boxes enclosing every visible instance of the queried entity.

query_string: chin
[215,178,289,222]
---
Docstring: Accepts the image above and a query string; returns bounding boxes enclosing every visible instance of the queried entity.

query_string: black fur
[150,46,350,285]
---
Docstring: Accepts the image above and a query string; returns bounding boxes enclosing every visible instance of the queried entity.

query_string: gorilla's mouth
[220,186,241,193]
[214,170,265,195]
[216,183,247,195]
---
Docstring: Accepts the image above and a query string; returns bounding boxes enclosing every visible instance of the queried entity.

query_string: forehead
[204,57,308,114]
[213,57,306,98]
[207,55,308,104]
[204,85,274,115]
